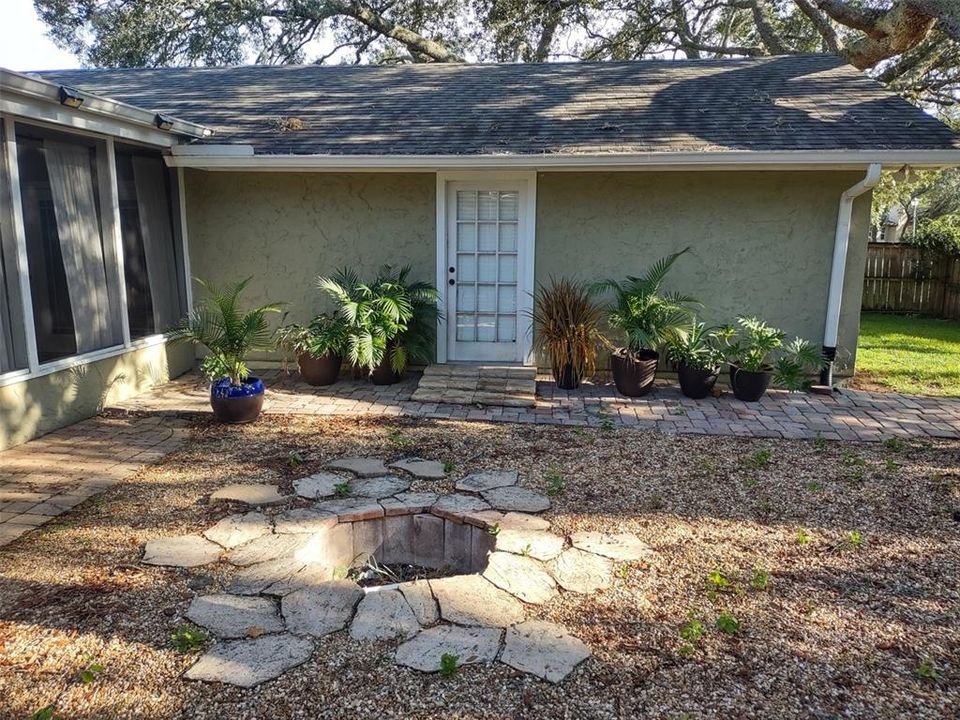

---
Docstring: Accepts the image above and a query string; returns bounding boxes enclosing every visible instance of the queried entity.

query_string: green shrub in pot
[593,248,698,397]
[666,319,727,399]
[722,316,824,401]
[275,314,348,386]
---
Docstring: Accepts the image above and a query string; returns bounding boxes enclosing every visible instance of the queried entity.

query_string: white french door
[441,175,534,364]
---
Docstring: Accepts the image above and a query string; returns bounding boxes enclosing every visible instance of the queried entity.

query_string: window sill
[0,334,171,388]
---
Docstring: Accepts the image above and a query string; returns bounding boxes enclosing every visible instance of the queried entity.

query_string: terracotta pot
[297,351,342,386]
[209,377,265,423]
[370,353,402,385]
[610,349,658,397]
[729,365,772,402]
[553,362,580,390]
[677,363,719,399]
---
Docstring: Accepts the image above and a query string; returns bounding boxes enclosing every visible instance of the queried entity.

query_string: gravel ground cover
[1,414,958,719]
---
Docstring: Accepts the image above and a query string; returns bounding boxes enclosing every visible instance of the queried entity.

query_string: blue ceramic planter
[209,377,265,423]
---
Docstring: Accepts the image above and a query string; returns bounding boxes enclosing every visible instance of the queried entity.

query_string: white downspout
[820,163,882,388]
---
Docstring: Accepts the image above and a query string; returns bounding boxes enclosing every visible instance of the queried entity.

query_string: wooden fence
[862,243,960,319]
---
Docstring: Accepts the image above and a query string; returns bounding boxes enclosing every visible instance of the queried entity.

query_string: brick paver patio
[3,369,958,548]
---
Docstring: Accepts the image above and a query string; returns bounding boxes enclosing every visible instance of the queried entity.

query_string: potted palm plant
[529,277,606,389]
[318,266,439,385]
[169,278,283,423]
[594,248,697,397]
[275,314,348,386]
[667,319,727,399]
[722,316,825,401]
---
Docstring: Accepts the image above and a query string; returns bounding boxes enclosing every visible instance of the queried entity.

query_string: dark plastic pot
[553,362,580,390]
[610,349,658,397]
[370,353,402,385]
[298,351,342,386]
[210,377,265,423]
[729,365,772,402]
[677,363,719,399]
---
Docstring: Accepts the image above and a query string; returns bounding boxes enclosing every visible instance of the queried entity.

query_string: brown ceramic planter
[729,365,772,402]
[553,362,580,390]
[610,348,658,397]
[297,351,342,386]
[370,353,402,385]
[677,363,719,399]
[209,378,265,424]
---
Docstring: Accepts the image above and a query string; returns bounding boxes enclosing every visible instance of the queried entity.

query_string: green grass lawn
[855,313,960,396]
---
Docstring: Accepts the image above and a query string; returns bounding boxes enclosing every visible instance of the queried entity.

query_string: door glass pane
[499,191,519,221]
[497,285,517,314]
[458,254,476,282]
[456,313,475,341]
[477,314,496,342]
[0,123,28,373]
[478,191,498,221]
[456,223,476,251]
[477,285,496,313]
[499,223,517,252]
[478,255,497,282]
[478,223,497,252]
[497,315,517,342]
[457,284,476,312]
[498,255,517,283]
[456,191,476,221]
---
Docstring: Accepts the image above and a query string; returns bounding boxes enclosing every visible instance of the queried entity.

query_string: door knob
[448,278,456,286]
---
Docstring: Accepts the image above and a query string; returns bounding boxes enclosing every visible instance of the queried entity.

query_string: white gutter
[164,148,960,171]
[820,162,882,386]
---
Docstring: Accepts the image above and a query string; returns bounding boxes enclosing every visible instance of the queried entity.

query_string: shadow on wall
[0,343,194,452]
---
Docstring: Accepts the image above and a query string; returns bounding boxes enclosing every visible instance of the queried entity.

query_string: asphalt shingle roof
[38,55,960,156]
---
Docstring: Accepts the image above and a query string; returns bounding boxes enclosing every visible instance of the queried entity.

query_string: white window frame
[0,112,190,388]
[435,171,536,366]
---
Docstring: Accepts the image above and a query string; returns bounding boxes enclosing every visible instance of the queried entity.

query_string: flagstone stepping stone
[314,496,384,522]
[481,486,551,513]
[482,552,558,605]
[294,472,345,500]
[282,581,363,637]
[398,580,439,627]
[463,509,504,529]
[569,532,655,562]
[349,589,421,642]
[184,633,314,688]
[500,512,551,532]
[547,548,613,594]
[431,493,491,522]
[326,457,389,478]
[455,470,518,493]
[430,575,524,627]
[349,475,411,499]
[203,512,273,549]
[381,492,439,516]
[274,508,337,535]
[210,484,288,506]
[227,533,308,567]
[185,594,285,639]
[500,620,591,684]
[227,557,305,595]
[395,625,502,673]
[389,458,446,480]
[263,562,334,596]
[142,535,221,567]
[494,529,565,561]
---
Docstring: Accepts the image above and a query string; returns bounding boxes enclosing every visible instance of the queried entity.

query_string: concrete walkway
[114,369,960,442]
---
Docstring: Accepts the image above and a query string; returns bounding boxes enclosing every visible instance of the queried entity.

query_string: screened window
[16,123,124,363]
[115,144,186,338]
[0,123,29,374]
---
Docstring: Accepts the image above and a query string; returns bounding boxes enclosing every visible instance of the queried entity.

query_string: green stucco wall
[0,342,193,451]
[184,170,437,345]
[536,171,871,373]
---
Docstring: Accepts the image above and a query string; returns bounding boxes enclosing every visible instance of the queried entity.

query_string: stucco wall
[184,170,437,348]
[0,343,193,451]
[536,171,871,373]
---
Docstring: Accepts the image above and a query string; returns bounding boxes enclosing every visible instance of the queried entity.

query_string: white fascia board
[165,149,960,171]
[0,67,211,144]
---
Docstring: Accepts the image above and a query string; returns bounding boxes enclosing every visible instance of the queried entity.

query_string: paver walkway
[113,369,960,442]
[0,415,188,547]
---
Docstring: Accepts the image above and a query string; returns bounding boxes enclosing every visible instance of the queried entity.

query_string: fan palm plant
[529,277,607,389]
[168,277,284,386]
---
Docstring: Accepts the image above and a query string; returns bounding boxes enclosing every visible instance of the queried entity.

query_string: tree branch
[747,0,788,54]
[794,0,841,53]
[342,2,462,62]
